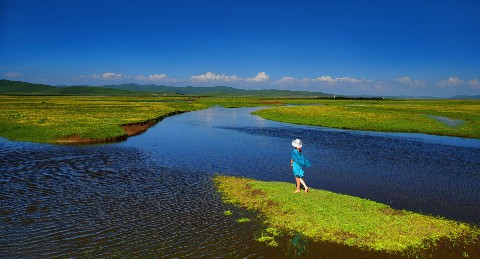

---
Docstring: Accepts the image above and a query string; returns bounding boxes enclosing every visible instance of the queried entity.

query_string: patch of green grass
[256,235,279,247]
[254,226,281,247]
[214,176,480,255]
[0,96,208,143]
[236,217,251,223]
[252,99,480,138]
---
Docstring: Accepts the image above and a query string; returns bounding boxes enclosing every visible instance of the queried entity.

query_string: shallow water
[427,115,464,127]
[1,106,479,258]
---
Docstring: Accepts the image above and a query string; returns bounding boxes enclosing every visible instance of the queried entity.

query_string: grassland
[1,96,479,143]
[253,99,480,139]
[0,96,209,143]
[214,175,480,256]
[0,96,289,143]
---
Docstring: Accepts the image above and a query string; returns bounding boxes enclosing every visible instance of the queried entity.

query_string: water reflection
[1,106,479,258]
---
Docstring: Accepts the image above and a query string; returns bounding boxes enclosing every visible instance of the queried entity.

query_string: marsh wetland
[1,98,479,258]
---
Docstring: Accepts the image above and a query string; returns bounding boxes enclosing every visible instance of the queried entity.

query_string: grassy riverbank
[253,99,480,139]
[0,95,291,143]
[214,176,480,257]
[1,96,479,143]
[0,96,208,143]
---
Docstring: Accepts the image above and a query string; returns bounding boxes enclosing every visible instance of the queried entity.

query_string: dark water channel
[1,106,479,258]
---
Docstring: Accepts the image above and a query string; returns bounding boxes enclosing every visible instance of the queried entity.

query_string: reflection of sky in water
[426,115,465,127]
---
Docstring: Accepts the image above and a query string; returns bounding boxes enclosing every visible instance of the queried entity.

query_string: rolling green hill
[0,80,57,93]
[0,80,333,97]
[0,80,143,96]
[105,83,333,97]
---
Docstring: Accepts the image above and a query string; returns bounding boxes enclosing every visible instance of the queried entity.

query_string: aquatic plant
[236,217,251,223]
[254,226,281,247]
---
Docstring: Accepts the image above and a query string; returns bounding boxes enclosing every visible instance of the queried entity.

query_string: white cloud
[93,72,123,80]
[147,74,167,80]
[191,72,239,82]
[394,77,426,87]
[275,76,313,87]
[190,72,270,85]
[74,71,477,97]
[469,79,479,88]
[81,72,367,89]
[277,76,298,84]
[276,75,368,86]
[395,77,413,84]
[270,75,381,95]
[335,77,369,84]
[80,72,177,84]
[135,74,168,81]
[312,76,335,84]
[3,72,21,78]
[436,76,464,87]
[249,72,269,82]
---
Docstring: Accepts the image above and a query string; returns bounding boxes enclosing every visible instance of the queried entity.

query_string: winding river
[1,106,479,258]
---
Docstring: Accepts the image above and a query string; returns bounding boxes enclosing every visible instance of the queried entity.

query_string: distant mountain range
[104,83,333,97]
[0,80,333,97]
[1,80,479,99]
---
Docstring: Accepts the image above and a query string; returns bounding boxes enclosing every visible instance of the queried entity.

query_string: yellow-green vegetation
[0,96,208,143]
[255,226,281,247]
[0,95,287,143]
[236,217,251,223]
[2,96,479,143]
[214,175,480,255]
[253,99,480,138]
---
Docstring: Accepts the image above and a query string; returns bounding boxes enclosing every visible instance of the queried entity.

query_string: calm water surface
[1,107,479,258]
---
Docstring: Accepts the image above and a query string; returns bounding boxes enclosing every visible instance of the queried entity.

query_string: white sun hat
[292,139,302,148]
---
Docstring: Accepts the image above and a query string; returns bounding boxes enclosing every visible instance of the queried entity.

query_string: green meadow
[0,96,208,143]
[1,96,479,143]
[253,99,480,139]
[214,176,480,256]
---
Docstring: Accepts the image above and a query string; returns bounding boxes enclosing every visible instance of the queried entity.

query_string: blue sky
[1,0,479,97]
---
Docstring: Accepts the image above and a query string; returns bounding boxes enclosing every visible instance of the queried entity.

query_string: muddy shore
[55,111,185,144]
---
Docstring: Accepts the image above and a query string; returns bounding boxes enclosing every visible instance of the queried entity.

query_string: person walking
[290,139,311,193]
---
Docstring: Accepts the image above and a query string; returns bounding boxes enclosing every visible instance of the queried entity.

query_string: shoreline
[55,110,186,144]
[252,101,480,139]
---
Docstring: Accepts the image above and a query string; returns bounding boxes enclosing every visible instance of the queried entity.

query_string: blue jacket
[291,148,311,177]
